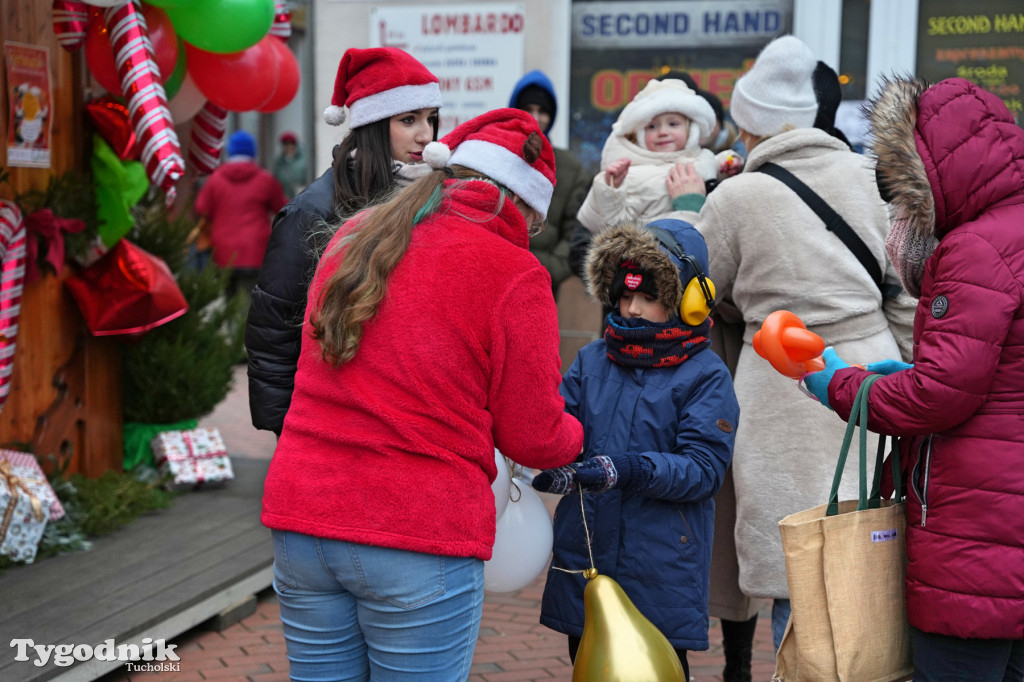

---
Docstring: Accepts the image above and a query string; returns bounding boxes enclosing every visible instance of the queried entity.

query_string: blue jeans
[272,530,484,681]
[772,598,791,652]
[911,626,1024,681]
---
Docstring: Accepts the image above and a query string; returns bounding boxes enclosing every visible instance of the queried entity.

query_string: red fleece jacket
[261,179,583,560]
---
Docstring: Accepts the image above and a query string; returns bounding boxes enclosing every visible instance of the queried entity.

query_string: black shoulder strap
[755,162,899,298]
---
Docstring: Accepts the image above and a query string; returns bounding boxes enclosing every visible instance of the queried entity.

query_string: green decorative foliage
[0,459,173,570]
[68,470,174,537]
[11,169,100,267]
[120,190,245,424]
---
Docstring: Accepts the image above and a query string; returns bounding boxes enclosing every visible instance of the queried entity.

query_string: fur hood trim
[865,76,935,238]
[586,223,685,311]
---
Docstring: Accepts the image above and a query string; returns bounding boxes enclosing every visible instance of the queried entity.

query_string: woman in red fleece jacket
[261,109,583,681]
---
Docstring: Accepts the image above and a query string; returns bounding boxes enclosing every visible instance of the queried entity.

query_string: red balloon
[143,5,179,84]
[84,6,179,96]
[256,37,300,113]
[84,14,121,94]
[185,37,278,112]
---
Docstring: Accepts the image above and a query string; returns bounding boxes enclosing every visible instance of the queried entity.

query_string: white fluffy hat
[612,79,716,152]
[730,35,819,137]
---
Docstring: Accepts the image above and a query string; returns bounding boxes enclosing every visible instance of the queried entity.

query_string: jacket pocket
[677,509,697,549]
[909,435,934,527]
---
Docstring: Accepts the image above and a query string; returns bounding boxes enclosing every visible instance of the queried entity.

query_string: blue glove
[801,347,850,410]
[865,359,913,375]
[532,454,654,495]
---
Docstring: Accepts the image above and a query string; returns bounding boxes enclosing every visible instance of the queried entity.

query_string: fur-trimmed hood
[865,77,933,238]
[585,219,710,314]
[867,76,1024,239]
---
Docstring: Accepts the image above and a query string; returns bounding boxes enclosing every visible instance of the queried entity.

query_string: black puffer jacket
[246,167,335,434]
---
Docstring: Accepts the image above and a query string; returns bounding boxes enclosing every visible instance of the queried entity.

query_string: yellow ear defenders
[646,226,716,326]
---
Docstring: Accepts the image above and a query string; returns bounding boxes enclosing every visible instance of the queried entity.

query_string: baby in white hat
[577,78,742,235]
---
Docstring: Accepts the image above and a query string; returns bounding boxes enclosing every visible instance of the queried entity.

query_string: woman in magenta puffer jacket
[806,76,1024,679]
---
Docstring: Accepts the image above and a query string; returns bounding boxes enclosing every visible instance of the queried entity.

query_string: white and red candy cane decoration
[187,102,229,176]
[52,0,90,51]
[0,201,26,415]
[269,0,292,39]
[104,1,184,204]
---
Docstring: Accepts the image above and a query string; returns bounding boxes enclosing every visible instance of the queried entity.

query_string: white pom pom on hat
[422,142,451,169]
[435,109,558,219]
[323,105,346,126]
[323,47,443,128]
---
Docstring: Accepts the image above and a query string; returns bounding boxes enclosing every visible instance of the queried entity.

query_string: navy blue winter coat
[539,335,739,650]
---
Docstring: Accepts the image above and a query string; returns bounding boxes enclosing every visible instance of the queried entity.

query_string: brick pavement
[102,358,777,682]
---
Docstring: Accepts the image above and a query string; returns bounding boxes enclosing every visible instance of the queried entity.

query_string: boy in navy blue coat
[533,219,740,678]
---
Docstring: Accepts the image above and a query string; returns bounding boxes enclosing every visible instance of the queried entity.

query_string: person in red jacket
[261,108,584,680]
[803,76,1024,679]
[194,129,288,310]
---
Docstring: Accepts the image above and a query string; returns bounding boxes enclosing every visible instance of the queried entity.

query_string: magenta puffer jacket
[830,78,1024,640]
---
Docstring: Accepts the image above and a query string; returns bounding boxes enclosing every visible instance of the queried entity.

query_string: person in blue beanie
[509,70,590,299]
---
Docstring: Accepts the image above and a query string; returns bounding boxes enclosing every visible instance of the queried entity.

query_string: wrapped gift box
[0,451,60,563]
[151,427,234,491]
[0,450,64,520]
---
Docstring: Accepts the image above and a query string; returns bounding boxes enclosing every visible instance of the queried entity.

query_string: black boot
[721,614,757,682]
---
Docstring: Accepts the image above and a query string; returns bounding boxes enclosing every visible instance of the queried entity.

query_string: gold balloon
[572,574,685,682]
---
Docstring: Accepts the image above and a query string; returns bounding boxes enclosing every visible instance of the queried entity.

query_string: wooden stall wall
[1,0,123,476]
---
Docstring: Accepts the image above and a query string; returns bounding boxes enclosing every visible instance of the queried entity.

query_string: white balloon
[167,73,206,124]
[492,449,511,520]
[484,480,553,593]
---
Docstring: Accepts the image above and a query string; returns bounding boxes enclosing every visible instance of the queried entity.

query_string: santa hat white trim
[325,82,443,128]
[448,139,554,219]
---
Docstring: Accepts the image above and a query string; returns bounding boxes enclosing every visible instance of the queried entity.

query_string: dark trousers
[568,635,690,681]
[911,626,1024,682]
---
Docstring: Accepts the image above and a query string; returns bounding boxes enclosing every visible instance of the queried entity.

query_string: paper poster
[5,42,53,168]
[369,4,525,135]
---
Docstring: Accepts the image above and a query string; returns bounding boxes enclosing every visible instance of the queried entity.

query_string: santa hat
[323,47,443,128]
[422,109,557,219]
[613,79,716,152]
[731,35,818,137]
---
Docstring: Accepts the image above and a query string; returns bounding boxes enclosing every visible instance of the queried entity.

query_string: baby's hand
[716,150,744,178]
[604,158,631,188]
[666,162,705,200]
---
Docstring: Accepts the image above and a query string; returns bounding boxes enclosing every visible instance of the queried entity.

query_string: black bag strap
[755,162,901,299]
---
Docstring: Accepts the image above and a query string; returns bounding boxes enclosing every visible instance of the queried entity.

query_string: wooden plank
[0,459,273,681]
[0,459,268,624]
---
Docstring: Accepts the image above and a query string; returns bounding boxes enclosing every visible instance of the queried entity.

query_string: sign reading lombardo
[369,4,525,135]
[573,0,789,49]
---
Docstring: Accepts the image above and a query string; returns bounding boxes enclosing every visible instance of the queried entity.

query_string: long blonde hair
[310,165,499,366]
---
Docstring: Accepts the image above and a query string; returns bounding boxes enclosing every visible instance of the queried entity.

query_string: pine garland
[121,190,245,424]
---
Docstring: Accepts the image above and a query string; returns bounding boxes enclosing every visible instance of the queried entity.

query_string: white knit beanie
[731,35,819,137]
[613,79,715,152]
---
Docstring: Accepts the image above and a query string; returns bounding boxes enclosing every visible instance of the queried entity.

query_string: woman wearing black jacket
[246,47,442,434]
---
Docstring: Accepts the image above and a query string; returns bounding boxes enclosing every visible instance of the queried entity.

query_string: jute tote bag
[773,375,913,682]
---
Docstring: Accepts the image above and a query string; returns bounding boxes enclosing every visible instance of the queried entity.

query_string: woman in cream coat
[675,36,915,651]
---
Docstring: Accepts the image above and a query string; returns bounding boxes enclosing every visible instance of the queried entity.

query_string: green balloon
[167,0,275,54]
[144,0,202,7]
[163,40,188,100]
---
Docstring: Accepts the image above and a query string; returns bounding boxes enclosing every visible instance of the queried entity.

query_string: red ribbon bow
[24,209,86,284]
